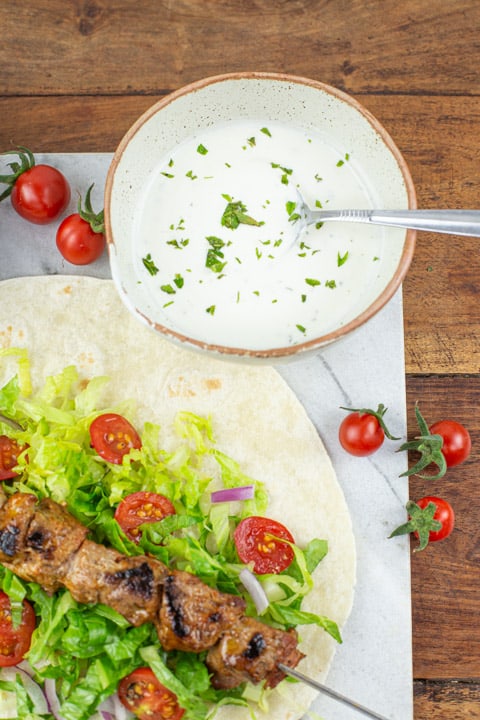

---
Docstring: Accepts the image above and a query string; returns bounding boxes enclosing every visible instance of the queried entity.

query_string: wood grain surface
[1,1,479,718]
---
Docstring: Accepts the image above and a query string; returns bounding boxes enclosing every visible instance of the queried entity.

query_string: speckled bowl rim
[105,71,416,361]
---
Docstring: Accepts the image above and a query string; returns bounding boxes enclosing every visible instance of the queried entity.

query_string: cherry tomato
[56,183,105,265]
[56,214,105,265]
[415,496,455,543]
[118,667,185,720]
[339,412,385,456]
[115,491,176,543]
[234,516,295,574]
[0,436,27,480]
[429,419,471,468]
[89,413,142,464]
[11,164,70,224]
[0,591,36,667]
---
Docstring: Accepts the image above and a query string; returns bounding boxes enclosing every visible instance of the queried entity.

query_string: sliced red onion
[1,666,49,715]
[44,677,65,720]
[211,485,254,503]
[239,568,270,615]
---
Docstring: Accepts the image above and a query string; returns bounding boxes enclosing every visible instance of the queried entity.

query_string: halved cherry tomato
[89,413,142,464]
[118,667,185,720]
[0,435,27,480]
[0,591,36,667]
[234,516,295,574]
[429,420,471,468]
[115,491,176,543]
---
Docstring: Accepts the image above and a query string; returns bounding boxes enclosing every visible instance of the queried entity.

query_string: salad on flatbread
[0,276,355,720]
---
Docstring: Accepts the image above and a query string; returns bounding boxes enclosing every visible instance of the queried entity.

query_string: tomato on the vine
[428,419,471,468]
[115,491,176,543]
[118,667,185,720]
[234,516,295,574]
[0,591,36,666]
[389,496,455,551]
[0,147,70,224]
[339,403,399,457]
[56,183,105,265]
[400,406,471,479]
[89,413,142,464]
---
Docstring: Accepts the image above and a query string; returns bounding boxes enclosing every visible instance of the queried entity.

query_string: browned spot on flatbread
[166,376,196,398]
[204,378,222,391]
[0,325,13,347]
[61,285,73,295]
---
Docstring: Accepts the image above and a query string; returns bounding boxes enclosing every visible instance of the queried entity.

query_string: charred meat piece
[206,616,305,689]
[0,493,88,593]
[156,569,246,652]
[65,540,168,626]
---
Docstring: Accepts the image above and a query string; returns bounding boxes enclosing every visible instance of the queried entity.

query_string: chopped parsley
[167,238,189,249]
[220,197,264,229]
[197,144,208,155]
[160,284,176,294]
[186,170,197,180]
[205,236,227,273]
[271,162,293,185]
[325,279,337,288]
[247,137,256,147]
[174,274,184,289]
[142,254,159,276]
[305,278,321,287]
[161,172,174,179]
[206,305,216,315]
[260,127,272,137]
[337,251,349,266]
[296,324,306,334]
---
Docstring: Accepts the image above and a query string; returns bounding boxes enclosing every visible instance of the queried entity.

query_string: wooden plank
[406,376,480,679]
[2,93,480,375]
[2,0,480,96]
[414,681,480,720]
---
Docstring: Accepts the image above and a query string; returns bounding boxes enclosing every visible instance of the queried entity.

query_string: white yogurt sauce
[133,119,385,350]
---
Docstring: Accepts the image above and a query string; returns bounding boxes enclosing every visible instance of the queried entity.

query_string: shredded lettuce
[0,352,339,720]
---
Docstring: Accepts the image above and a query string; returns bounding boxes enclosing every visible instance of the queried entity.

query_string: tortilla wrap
[0,275,355,720]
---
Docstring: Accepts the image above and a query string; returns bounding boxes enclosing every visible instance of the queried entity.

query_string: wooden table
[1,2,478,717]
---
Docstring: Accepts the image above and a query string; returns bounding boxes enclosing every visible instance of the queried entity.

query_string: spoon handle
[309,209,480,237]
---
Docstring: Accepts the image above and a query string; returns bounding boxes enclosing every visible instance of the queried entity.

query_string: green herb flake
[247,137,256,147]
[205,236,227,273]
[305,278,321,287]
[167,238,190,249]
[161,172,174,179]
[260,127,272,137]
[197,144,208,155]
[337,251,349,267]
[186,170,198,180]
[206,305,216,315]
[296,324,306,333]
[174,274,184,289]
[271,162,293,185]
[221,199,264,229]
[315,199,323,208]
[314,173,323,182]
[325,279,337,288]
[160,284,176,294]
[301,294,307,303]
[286,201,297,216]
[142,254,159,276]
[163,300,174,308]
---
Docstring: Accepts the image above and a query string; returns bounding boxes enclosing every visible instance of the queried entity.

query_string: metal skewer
[278,664,391,720]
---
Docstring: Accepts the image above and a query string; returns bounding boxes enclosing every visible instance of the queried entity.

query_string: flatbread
[0,275,355,720]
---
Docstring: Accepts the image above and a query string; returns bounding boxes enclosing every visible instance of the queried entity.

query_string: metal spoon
[294,190,480,237]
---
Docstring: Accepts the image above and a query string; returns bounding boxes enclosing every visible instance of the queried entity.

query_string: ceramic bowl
[104,72,416,362]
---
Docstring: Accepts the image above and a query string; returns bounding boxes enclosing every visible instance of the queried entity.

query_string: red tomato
[234,516,295,574]
[11,164,70,224]
[0,436,26,480]
[115,491,176,543]
[429,420,471,468]
[339,412,385,456]
[118,667,185,720]
[56,213,105,265]
[89,413,142,464]
[0,591,36,667]
[416,496,455,543]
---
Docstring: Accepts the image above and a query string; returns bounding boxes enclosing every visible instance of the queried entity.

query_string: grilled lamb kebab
[0,490,304,688]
